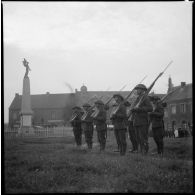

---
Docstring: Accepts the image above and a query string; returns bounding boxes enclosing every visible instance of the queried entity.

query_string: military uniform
[110,104,120,152]
[131,84,153,154]
[81,103,94,149]
[128,120,138,152]
[111,94,127,156]
[70,106,83,146]
[92,100,107,151]
[125,101,138,152]
[149,96,165,155]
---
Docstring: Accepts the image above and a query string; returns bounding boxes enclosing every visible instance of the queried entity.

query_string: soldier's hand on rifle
[110,114,116,120]
[104,105,109,110]
[131,107,143,113]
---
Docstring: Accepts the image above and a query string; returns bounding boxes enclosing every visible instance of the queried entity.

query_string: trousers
[97,130,107,151]
[152,127,164,154]
[128,122,138,151]
[115,129,127,155]
[134,125,149,153]
[114,128,120,150]
[73,127,82,146]
[84,129,93,149]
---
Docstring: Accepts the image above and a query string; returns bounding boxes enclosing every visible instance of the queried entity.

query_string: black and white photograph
[3,1,193,193]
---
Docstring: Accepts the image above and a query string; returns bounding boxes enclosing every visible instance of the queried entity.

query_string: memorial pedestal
[20,75,33,134]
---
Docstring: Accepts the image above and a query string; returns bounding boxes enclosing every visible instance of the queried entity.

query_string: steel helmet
[94,100,104,105]
[113,93,124,101]
[135,84,147,91]
[82,103,91,108]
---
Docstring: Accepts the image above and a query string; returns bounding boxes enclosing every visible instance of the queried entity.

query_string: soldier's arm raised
[149,105,164,117]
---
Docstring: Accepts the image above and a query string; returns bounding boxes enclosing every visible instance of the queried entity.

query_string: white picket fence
[4,126,73,139]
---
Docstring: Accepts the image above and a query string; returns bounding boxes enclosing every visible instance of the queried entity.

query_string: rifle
[124,75,147,101]
[132,61,172,109]
[81,95,104,121]
[69,94,102,122]
[111,75,147,116]
[103,84,127,107]
[69,111,83,123]
[128,61,172,120]
[91,84,128,119]
[159,87,178,103]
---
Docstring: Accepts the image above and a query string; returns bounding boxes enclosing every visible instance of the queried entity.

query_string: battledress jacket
[93,110,107,131]
[110,103,127,130]
[132,96,153,127]
[149,103,164,129]
[70,113,82,130]
[81,110,94,132]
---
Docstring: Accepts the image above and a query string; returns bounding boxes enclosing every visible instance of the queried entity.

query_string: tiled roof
[9,91,165,110]
[9,93,76,110]
[165,83,192,102]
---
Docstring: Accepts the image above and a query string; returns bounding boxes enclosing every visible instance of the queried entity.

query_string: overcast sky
[3,2,192,123]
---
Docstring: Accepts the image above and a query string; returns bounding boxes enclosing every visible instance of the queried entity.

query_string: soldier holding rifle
[131,84,153,154]
[149,95,165,156]
[129,61,172,154]
[81,103,94,150]
[110,94,127,156]
[70,106,83,147]
[127,100,139,153]
[110,103,120,152]
[126,76,147,153]
[148,87,178,155]
[92,100,107,152]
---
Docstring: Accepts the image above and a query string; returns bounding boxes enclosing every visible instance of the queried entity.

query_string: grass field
[4,129,193,193]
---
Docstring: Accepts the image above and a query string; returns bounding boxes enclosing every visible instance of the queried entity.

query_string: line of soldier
[70,83,167,157]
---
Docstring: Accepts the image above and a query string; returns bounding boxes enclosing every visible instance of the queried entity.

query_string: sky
[3,1,192,123]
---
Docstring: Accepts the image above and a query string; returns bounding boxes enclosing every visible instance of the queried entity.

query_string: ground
[4,129,193,193]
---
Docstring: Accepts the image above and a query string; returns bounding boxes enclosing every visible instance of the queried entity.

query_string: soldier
[70,106,83,147]
[81,103,94,150]
[110,103,120,152]
[127,116,139,153]
[149,96,165,156]
[110,94,127,156]
[125,101,138,153]
[131,84,153,154]
[92,100,107,152]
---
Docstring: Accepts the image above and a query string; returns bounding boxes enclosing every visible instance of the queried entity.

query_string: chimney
[181,82,186,87]
[46,92,50,95]
[75,88,78,93]
[15,93,19,97]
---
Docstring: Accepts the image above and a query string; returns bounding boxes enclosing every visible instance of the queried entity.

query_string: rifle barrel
[162,60,173,73]
[119,84,127,91]
[140,75,147,84]
[160,88,178,102]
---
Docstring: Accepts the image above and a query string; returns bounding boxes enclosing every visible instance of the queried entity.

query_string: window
[180,103,186,113]
[170,104,176,114]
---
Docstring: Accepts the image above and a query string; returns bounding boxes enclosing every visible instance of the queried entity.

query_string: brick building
[163,77,192,132]
[9,85,164,128]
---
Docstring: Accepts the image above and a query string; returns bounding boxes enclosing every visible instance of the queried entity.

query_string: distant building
[163,77,192,132]
[9,84,165,128]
